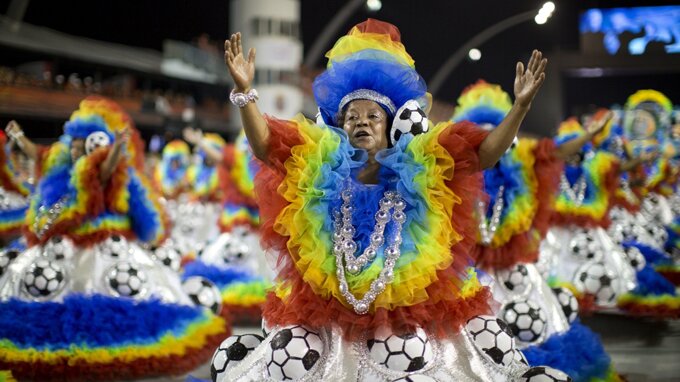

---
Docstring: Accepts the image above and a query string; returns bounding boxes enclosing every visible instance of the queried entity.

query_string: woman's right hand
[224,32,256,92]
[5,120,23,137]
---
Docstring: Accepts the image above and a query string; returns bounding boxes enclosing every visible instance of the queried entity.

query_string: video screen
[580,6,680,56]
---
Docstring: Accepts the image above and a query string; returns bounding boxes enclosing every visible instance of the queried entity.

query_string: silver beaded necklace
[477,185,505,245]
[33,195,70,238]
[559,172,587,205]
[332,187,406,314]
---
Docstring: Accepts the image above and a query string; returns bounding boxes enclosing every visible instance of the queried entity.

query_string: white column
[230,0,303,119]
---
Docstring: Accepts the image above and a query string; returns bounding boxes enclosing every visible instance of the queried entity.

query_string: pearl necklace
[332,188,406,314]
[560,172,587,205]
[33,195,69,238]
[477,185,505,245]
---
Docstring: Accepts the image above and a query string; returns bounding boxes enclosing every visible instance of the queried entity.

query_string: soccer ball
[521,366,572,381]
[391,375,437,382]
[390,100,429,146]
[0,249,20,278]
[106,261,148,298]
[266,325,324,380]
[367,326,434,372]
[622,246,646,271]
[465,315,516,366]
[182,276,222,315]
[501,299,547,343]
[211,333,264,381]
[42,236,75,261]
[22,259,66,299]
[573,262,619,305]
[151,244,181,272]
[551,287,579,323]
[99,234,130,259]
[497,264,530,294]
[85,131,112,155]
[568,233,602,262]
[645,225,668,244]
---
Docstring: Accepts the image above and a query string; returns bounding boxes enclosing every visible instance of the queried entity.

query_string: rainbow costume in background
[452,81,620,382]
[187,133,225,203]
[183,130,269,325]
[0,97,227,381]
[154,139,190,200]
[0,131,31,242]
[214,19,562,382]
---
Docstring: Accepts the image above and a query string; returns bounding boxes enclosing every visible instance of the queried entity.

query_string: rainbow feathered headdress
[68,96,145,169]
[554,117,587,147]
[450,80,512,128]
[196,133,226,161]
[162,140,190,164]
[313,19,429,127]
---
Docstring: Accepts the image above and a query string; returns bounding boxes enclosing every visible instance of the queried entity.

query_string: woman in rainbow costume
[0,129,32,246]
[588,102,680,318]
[613,90,680,307]
[208,19,573,382]
[539,116,640,314]
[182,128,272,325]
[0,97,227,381]
[154,139,191,201]
[452,81,620,382]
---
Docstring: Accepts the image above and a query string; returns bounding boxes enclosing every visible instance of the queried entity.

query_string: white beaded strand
[332,188,405,314]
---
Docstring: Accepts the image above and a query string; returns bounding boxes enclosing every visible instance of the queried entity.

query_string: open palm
[224,32,256,92]
[514,50,547,108]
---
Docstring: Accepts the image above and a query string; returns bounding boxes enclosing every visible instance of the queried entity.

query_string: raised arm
[100,127,129,184]
[224,32,270,163]
[478,50,547,169]
[554,112,613,159]
[5,120,39,162]
[183,127,223,164]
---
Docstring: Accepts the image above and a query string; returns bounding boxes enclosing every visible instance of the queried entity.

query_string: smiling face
[341,99,389,156]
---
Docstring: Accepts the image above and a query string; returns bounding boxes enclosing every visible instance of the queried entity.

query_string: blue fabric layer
[452,105,506,126]
[64,115,114,141]
[182,261,260,288]
[523,322,611,382]
[126,170,163,242]
[0,205,28,224]
[632,265,676,296]
[625,241,673,266]
[0,294,204,350]
[482,151,525,222]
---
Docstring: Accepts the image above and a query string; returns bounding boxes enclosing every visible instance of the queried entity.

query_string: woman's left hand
[513,50,547,108]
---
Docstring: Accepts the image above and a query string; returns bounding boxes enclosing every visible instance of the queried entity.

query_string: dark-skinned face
[342,99,389,156]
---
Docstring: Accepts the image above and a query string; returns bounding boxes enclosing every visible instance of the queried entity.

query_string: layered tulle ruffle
[257,115,493,339]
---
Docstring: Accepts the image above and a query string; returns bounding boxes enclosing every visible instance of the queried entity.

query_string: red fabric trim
[0,331,226,382]
[223,304,263,326]
[618,300,680,319]
[658,269,680,286]
[576,293,597,316]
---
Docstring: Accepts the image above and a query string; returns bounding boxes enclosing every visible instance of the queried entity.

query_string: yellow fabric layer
[325,28,415,68]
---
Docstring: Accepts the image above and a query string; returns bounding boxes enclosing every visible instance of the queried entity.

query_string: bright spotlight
[468,48,482,61]
[543,2,555,13]
[366,0,382,12]
[535,14,548,25]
